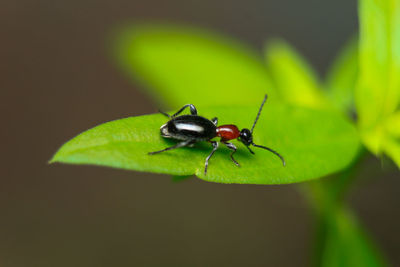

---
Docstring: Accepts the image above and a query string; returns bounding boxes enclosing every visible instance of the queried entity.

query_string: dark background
[1,0,399,266]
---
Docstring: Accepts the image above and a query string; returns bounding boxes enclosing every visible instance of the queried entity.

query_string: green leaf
[356,0,400,147]
[325,37,359,112]
[382,112,400,166]
[51,104,360,185]
[321,208,386,267]
[384,111,400,137]
[382,136,400,167]
[114,24,276,107]
[265,39,330,109]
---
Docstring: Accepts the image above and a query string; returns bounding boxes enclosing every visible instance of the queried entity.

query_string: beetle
[148,94,285,175]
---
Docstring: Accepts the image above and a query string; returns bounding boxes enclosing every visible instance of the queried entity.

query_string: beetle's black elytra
[163,115,217,141]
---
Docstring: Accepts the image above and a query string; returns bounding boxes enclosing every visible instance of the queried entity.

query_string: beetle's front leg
[223,142,240,167]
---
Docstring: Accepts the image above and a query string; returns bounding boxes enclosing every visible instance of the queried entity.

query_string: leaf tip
[48,144,69,165]
[48,152,61,164]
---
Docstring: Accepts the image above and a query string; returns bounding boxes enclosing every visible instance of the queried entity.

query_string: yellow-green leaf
[265,39,329,109]
[382,136,400,166]
[384,111,400,137]
[325,37,359,112]
[356,0,400,139]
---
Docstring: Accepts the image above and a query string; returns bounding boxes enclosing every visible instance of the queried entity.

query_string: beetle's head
[160,123,172,138]
[238,128,253,146]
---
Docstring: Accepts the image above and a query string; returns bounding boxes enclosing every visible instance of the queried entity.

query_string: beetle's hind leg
[148,140,194,155]
[159,104,197,119]
[223,142,240,167]
[158,109,171,118]
[172,104,197,117]
[204,141,219,175]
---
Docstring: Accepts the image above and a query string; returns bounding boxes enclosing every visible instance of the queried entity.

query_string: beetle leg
[246,145,255,155]
[204,141,219,175]
[188,104,197,115]
[158,109,171,118]
[148,139,194,155]
[172,104,198,117]
[223,142,240,167]
[211,117,218,126]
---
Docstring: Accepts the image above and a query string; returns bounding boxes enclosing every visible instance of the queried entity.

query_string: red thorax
[216,125,240,141]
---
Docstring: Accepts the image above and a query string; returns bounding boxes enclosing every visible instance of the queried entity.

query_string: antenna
[250,94,268,133]
[252,143,286,166]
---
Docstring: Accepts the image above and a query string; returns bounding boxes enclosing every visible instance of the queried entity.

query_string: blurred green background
[1,0,399,266]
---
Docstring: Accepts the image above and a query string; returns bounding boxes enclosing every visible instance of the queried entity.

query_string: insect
[148,94,285,175]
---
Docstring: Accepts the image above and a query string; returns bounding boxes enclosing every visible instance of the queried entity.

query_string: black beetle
[149,95,285,174]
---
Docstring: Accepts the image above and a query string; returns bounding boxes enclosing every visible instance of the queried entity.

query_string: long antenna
[252,143,286,166]
[251,94,268,133]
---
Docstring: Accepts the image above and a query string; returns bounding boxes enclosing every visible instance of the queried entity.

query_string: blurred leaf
[325,37,359,112]
[382,136,400,166]
[384,111,400,137]
[50,104,360,185]
[307,179,386,267]
[321,208,386,267]
[265,39,330,109]
[382,112,400,166]
[114,24,276,108]
[356,0,400,152]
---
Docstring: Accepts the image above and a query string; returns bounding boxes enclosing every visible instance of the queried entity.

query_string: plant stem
[300,149,386,266]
